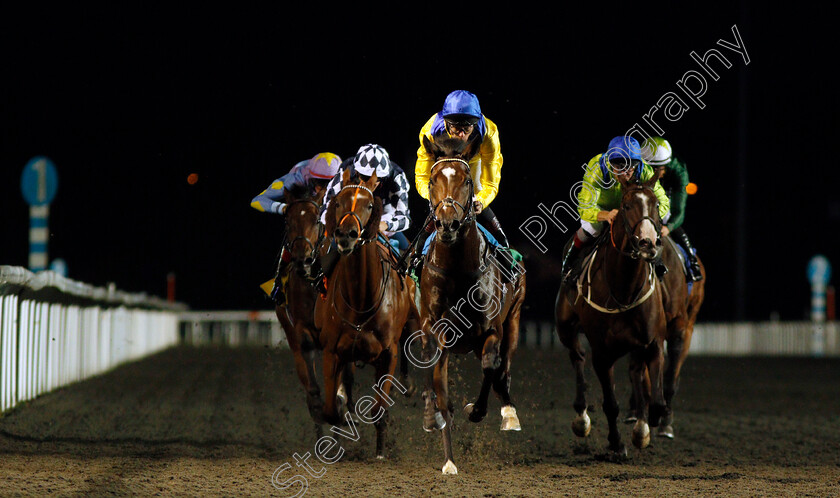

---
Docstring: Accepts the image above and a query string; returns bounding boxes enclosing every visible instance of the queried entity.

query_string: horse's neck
[604,229,650,302]
[429,223,483,272]
[338,241,384,306]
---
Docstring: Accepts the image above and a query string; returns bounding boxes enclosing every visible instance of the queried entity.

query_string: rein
[330,184,392,333]
[611,185,662,259]
[577,185,661,313]
[429,158,476,228]
[283,198,325,274]
[334,184,376,248]
[576,246,656,314]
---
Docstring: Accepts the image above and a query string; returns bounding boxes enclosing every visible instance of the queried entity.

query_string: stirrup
[655,262,668,280]
[688,263,703,282]
[408,254,424,281]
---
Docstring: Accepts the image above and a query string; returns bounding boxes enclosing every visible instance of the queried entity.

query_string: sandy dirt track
[1,346,839,496]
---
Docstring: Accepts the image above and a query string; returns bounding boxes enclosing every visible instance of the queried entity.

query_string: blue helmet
[600,136,644,180]
[441,90,482,122]
[432,90,487,137]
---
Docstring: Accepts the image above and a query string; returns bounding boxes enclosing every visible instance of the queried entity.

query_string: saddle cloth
[422,223,522,273]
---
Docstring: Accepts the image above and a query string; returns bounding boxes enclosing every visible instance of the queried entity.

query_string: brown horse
[273,185,355,432]
[417,136,526,475]
[314,169,419,459]
[625,233,706,438]
[555,174,668,459]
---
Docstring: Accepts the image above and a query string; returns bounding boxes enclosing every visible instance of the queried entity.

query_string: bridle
[333,184,376,249]
[428,158,476,229]
[283,198,325,273]
[611,184,662,260]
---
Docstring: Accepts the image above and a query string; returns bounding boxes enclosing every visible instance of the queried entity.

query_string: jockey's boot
[674,228,703,282]
[561,241,584,287]
[407,228,433,282]
[483,212,511,248]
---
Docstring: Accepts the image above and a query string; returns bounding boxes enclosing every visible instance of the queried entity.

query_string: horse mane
[284,182,313,202]
[425,133,481,161]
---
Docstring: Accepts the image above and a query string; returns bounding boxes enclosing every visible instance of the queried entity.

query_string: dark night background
[1,5,836,322]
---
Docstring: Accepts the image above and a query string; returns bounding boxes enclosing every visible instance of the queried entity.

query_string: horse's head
[283,184,326,278]
[614,174,663,262]
[326,168,382,255]
[424,135,479,244]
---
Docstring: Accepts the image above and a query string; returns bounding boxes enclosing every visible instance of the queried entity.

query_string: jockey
[410,90,515,276]
[317,144,411,292]
[560,136,671,285]
[251,152,342,304]
[641,137,703,281]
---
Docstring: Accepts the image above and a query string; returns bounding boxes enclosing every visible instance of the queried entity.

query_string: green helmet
[641,137,673,166]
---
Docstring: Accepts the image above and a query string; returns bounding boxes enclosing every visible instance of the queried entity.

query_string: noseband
[429,158,476,228]
[284,198,325,268]
[334,184,376,248]
[612,185,662,259]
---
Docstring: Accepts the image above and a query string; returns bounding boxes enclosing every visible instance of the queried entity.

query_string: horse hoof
[441,460,458,475]
[623,413,637,424]
[424,411,447,432]
[403,377,416,398]
[500,406,522,431]
[610,445,628,461]
[464,403,486,423]
[376,455,385,460]
[632,420,650,449]
[657,425,675,439]
[571,409,591,437]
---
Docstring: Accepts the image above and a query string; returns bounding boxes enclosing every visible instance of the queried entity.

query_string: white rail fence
[178,311,840,357]
[1,266,185,413]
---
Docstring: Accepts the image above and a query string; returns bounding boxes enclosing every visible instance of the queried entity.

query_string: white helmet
[641,137,673,166]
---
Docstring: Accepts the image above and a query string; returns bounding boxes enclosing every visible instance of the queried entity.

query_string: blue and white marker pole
[807,255,832,357]
[20,157,59,272]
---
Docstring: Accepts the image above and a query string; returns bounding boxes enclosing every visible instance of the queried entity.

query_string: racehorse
[314,169,419,459]
[555,174,668,459]
[625,234,706,438]
[417,135,526,475]
[273,185,354,433]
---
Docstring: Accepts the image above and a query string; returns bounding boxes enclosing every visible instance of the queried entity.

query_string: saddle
[420,224,523,283]
[376,234,402,271]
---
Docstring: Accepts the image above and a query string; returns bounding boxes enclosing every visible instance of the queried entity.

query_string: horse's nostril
[435,220,443,230]
[304,257,314,265]
[349,230,359,239]
[450,220,460,232]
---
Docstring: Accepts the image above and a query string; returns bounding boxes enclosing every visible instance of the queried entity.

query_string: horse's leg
[321,350,343,427]
[592,351,626,458]
[398,319,419,397]
[422,337,446,432]
[645,336,667,430]
[281,307,325,425]
[433,349,457,474]
[495,289,523,431]
[661,318,691,438]
[464,334,498,424]
[557,326,590,438]
[628,348,651,449]
[371,343,399,460]
[338,363,356,420]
